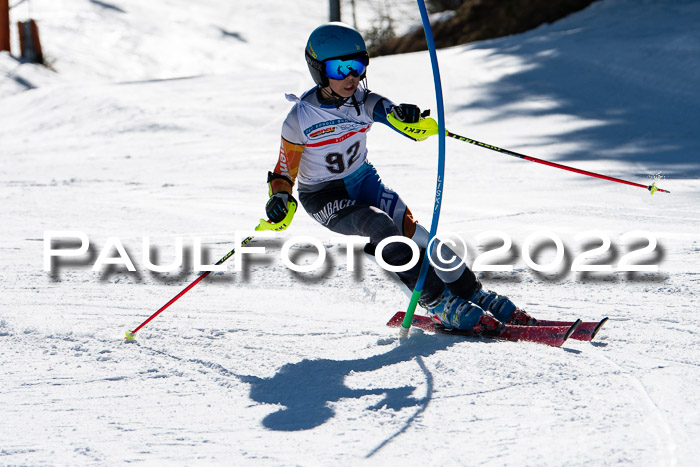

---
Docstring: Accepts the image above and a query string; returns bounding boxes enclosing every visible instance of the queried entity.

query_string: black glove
[265,192,297,223]
[391,103,422,123]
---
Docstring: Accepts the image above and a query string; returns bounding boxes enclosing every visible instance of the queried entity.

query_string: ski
[532,317,608,341]
[387,312,581,348]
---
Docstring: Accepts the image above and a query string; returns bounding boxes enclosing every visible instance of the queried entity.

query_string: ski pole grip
[256,201,297,232]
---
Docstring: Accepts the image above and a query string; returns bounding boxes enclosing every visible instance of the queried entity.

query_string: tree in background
[351,0,597,56]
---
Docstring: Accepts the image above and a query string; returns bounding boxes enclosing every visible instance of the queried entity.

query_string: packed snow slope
[1,0,699,465]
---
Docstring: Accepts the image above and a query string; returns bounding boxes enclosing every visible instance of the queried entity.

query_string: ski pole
[387,116,670,195]
[124,202,297,341]
[445,130,669,195]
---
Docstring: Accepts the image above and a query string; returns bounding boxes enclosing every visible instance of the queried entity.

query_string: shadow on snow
[239,331,460,434]
[449,11,700,179]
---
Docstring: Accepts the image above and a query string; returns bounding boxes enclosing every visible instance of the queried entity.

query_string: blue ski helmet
[305,22,369,87]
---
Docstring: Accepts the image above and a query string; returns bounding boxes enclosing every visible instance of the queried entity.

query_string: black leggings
[299,179,478,306]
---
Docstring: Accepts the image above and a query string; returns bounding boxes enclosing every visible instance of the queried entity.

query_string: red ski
[387,312,581,348]
[533,317,608,341]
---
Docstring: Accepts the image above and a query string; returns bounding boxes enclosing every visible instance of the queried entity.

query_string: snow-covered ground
[2,0,699,465]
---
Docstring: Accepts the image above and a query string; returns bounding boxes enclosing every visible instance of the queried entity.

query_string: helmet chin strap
[350,94,361,116]
[318,78,368,116]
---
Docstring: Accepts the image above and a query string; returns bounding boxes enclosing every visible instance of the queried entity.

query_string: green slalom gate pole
[400,0,448,339]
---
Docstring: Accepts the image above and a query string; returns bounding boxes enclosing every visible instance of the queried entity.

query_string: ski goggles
[324,57,368,80]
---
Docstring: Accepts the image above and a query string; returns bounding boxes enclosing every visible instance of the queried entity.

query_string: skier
[264,22,532,333]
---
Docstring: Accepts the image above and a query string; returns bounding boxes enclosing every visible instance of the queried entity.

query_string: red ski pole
[445,130,670,195]
[124,203,297,341]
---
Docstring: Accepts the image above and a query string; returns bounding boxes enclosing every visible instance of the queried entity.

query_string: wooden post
[18,19,43,63]
[0,0,11,53]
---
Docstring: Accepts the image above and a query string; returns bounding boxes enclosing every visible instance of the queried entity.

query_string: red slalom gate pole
[446,130,670,195]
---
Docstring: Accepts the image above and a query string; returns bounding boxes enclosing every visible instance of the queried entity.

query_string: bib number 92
[325,141,360,174]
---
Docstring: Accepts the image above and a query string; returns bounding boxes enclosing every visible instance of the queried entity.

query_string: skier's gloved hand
[265,192,297,223]
[391,103,422,124]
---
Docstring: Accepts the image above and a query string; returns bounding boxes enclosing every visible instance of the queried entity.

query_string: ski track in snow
[2,0,700,465]
[593,352,677,467]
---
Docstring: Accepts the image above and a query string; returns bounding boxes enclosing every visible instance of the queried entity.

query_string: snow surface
[1,0,700,465]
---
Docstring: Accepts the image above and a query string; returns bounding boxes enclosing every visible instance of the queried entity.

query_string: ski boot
[469,287,520,324]
[470,287,537,326]
[425,287,502,333]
